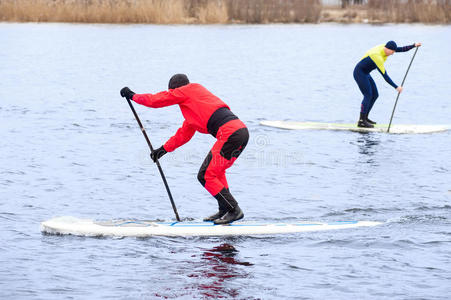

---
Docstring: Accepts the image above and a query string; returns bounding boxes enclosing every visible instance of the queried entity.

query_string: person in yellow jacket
[354,41,421,128]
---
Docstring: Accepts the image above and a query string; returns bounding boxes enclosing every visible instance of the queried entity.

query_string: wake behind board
[260,120,449,134]
[41,216,381,237]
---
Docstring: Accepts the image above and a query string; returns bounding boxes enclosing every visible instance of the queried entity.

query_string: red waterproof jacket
[132,83,230,152]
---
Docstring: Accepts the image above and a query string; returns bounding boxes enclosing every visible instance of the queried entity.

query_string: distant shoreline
[0,1,449,24]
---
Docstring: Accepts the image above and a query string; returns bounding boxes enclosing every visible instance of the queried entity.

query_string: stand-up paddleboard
[41,216,381,237]
[260,120,449,134]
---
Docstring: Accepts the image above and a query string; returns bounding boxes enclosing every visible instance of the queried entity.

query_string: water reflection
[355,133,381,165]
[348,133,382,186]
[186,243,253,299]
[202,243,252,267]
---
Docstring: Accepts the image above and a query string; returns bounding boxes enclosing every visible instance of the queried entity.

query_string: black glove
[120,87,135,101]
[150,146,167,162]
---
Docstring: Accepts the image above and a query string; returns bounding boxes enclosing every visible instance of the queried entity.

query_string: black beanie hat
[385,41,397,51]
[168,74,189,90]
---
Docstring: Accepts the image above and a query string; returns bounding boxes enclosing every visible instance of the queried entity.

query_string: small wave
[110,122,132,129]
[322,207,401,217]
[345,208,378,213]
[388,214,448,224]
[1,179,14,185]
[436,231,451,236]
[421,240,451,246]
[0,170,26,175]
[310,238,355,247]
[414,204,451,211]
[311,238,421,250]
[0,212,17,221]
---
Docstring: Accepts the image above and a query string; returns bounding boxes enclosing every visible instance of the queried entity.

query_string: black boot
[204,188,238,222]
[366,116,377,125]
[214,205,244,225]
[357,113,374,128]
[203,210,227,222]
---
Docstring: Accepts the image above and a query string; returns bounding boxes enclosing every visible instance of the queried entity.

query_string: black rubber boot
[357,113,374,128]
[215,188,237,210]
[366,116,377,125]
[204,188,237,222]
[214,205,244,225]
[203,210,227,222]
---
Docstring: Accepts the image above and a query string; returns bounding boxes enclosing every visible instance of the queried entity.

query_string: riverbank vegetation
[0,0,449,24]
[323,0,451,24]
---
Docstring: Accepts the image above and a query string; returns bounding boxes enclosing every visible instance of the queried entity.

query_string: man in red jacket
[120,74,249,224]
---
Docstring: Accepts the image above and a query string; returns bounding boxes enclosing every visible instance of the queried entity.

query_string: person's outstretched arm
[396,44,415,52]
[377,68,398,89]
[396,42,421,52]
[163,121,196,152]
[133,88,187,108]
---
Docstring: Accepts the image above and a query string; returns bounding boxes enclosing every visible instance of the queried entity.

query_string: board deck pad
[41,216,381,237]
[260,120,449,134]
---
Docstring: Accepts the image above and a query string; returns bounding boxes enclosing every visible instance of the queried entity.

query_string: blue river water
[0,23,450,299]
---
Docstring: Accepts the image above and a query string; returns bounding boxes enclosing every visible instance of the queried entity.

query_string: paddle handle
[126,99,181,222]
[387,47,419,133]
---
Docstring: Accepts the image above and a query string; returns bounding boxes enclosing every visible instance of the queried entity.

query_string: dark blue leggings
[353,66,379,114]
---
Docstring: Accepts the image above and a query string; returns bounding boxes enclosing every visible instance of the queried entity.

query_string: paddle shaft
[126,99,181,222]
[387,47,419,133]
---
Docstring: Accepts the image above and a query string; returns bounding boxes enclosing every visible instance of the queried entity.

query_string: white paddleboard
[41,216,381,237]
[260,120,449,134]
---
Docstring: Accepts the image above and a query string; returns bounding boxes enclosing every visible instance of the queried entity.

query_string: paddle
[126,98,181,222]
[387,47,419,133]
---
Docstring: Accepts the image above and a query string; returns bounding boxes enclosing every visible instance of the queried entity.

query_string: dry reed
[367,0,451,23]
[0,0,188,23]
[0,0,322,23]
[0,0,449,23]
[226,0,322,23]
